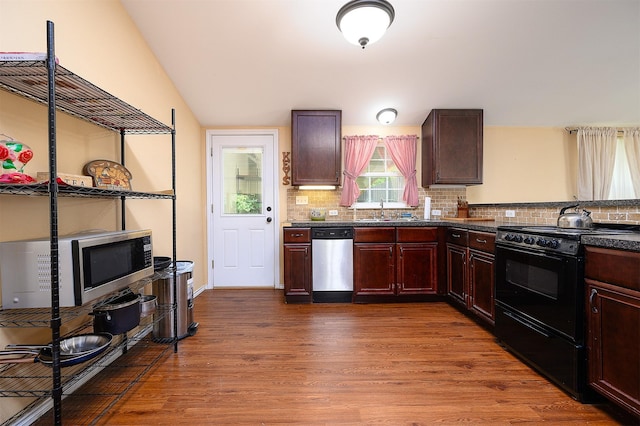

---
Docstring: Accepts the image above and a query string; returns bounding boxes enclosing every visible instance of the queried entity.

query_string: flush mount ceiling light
[376,108,397,125]
[336,0,395,49]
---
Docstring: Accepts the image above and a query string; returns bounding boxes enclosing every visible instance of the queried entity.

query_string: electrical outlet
[432,209,442,216]
[295,196,308,205]
[328,210,338,216]
[505,210,516,218]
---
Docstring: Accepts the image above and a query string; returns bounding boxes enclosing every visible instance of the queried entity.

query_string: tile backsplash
[286,187,640,225]
[472,204,640,225]
[287,187,466,222]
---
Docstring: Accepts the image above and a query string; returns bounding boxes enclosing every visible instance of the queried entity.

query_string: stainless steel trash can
[152,260,195,342]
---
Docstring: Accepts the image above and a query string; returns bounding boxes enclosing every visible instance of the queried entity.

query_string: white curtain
[623,128,640,198]
[577,127,617,200]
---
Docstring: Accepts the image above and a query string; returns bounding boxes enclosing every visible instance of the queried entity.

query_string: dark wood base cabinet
[283,228,312,303]
[585,246,640,419]
[353,227,439,303]
[446,228,495,327]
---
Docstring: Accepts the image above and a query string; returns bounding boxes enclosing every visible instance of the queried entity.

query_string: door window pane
[222,147,263,214]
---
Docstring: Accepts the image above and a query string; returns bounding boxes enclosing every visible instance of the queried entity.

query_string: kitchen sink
[353,218,426,223]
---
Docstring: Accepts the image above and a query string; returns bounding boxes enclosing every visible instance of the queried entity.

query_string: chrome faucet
[380,199,384,219]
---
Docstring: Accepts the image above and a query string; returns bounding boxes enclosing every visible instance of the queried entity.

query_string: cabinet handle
[452,233,461,238]
[475,238,487,244]
[292,233,303,237]
[399,247,403,257]
[389,247,393,257]
[589,288,598,313]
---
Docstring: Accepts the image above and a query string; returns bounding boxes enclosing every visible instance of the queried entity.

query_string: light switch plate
[328,210,338,216]
[505,210,516,217]
[295,196,308,205]
[432,209,442,216]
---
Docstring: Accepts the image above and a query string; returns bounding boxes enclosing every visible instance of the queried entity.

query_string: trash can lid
[175,261,194,273]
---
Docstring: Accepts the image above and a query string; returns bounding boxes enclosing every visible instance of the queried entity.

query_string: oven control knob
[504,234,514,241]
[536,238,547,247]
[524,236,535,244]
[513,235,523,243]
[547,239,559,249]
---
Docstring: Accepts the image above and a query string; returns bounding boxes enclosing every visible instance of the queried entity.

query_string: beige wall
[0,2,204,421]
[467,127,577,203]
[0,1,205,280]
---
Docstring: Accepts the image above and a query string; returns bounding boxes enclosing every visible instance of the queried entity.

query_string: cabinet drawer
[397,227,437,242]
[446,228,468,245]
[585,246,640,291]
[354,227,395,243]
[283,228,311,243]
[468,231,495,253]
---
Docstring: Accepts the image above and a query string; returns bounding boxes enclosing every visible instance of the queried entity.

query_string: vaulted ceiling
[121,0,640,128]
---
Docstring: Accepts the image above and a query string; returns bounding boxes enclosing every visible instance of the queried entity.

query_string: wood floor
[35,289,634,425]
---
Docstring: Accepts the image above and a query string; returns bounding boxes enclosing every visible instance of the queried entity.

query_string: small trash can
[152,260,197,342]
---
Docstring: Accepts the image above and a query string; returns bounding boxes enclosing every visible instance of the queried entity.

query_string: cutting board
[445,217,495,222]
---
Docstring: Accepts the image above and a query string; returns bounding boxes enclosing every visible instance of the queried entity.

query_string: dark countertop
[582,233,640,252]
[284,221,640,251]
[283,219,502,233]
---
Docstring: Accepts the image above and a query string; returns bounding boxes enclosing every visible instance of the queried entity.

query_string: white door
[206,129,279,288]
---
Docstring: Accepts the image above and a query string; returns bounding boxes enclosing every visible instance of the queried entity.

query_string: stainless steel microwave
[0,229,153,309]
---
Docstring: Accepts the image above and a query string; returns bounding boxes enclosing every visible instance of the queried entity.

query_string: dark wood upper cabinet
[421,109,483,186]
[291,110,342,186]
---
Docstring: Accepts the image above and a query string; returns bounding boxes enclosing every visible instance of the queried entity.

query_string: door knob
[266,217,272,223]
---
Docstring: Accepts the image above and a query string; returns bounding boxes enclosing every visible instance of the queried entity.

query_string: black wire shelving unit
[0,21,178,426]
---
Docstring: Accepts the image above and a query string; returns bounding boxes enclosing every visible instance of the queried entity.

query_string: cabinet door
[283,244,312,303]
[291,110,341,186]
[447,243,467,306]
[421,109,483,186]
[469,249,495,325]
[397,242,438,295]
[353,243,395,296]
[586,280,640,417]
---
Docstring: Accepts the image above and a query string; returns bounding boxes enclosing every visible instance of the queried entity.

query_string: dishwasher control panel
[311,227,354,239]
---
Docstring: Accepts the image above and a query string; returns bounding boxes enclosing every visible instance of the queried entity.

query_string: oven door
[495,244,583,341]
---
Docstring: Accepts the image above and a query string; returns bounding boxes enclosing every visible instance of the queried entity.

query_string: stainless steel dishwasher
[311,227,354,303]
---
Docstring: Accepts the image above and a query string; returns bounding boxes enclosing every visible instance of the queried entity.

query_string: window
[608,136,635,199]
[355,143,406,208]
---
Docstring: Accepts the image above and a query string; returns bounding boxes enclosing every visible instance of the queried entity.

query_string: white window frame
[353,142,408,209]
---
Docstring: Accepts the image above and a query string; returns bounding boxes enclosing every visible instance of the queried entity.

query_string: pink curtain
[384,135,419,206]
[339,135,379,206]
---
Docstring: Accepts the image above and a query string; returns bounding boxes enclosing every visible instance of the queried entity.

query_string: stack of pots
[91,291,141,335]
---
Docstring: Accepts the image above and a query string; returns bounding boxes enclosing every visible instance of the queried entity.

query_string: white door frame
[205,129,280,290]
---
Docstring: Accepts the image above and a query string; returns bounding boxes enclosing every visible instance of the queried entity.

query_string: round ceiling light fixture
[376,108,397,125]
[336,0,395,49]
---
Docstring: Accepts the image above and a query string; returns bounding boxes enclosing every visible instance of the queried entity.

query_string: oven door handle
[503,310,552,338]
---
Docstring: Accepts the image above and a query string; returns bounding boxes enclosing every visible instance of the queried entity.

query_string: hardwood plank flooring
[34,289,635,425]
